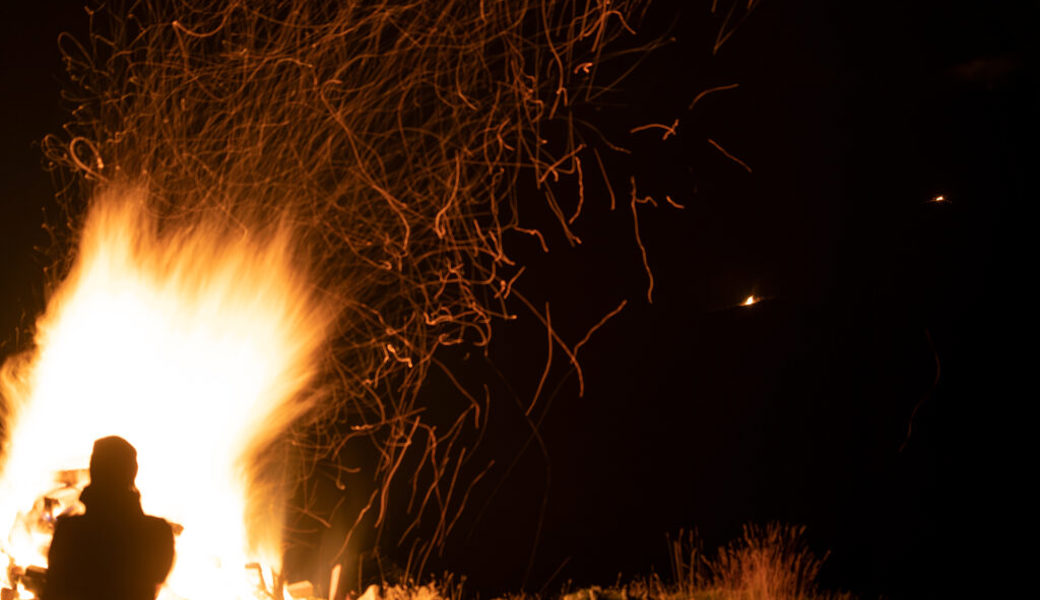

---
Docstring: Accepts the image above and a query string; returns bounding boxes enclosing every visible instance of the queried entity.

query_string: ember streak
[0,0,713,598]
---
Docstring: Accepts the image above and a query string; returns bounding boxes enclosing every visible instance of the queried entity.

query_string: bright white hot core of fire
[0,188,334,600]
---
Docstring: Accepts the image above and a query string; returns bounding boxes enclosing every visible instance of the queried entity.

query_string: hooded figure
[44,436,175,600]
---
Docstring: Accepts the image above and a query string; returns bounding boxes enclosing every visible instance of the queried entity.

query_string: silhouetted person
[44,436,175,600]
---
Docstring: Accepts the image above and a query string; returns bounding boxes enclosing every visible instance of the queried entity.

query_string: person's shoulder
[140,514,175,539]
[55,512,86,523]
[53,513,87,531]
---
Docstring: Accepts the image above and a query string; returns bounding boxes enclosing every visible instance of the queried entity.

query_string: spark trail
[0,0,680,592]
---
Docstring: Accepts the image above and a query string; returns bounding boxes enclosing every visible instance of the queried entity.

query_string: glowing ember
[932,194,947,203]
[742,295,758,306]
[0,188,334,600]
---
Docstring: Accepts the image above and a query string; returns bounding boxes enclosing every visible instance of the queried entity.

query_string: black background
[2,2,1033,599]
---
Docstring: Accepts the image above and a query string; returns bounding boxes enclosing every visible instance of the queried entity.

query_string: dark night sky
[1,2,1034,599]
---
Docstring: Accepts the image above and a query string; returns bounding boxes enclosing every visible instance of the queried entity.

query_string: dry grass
[341,524,852,600]
[564,524,852,600]
[656,524,851,600]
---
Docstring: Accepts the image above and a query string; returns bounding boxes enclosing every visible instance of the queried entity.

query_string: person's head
[88,436,138,491]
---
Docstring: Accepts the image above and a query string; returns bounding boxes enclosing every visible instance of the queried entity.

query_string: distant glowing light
[932,194,947,203]
[743,295,758,306]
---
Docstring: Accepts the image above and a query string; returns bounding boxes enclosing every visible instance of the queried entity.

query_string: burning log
[2,565,47,600]
[285,581,314,599]
[18,566,45,598]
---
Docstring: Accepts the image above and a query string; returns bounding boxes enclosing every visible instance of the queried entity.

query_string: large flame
[0,186,334,600]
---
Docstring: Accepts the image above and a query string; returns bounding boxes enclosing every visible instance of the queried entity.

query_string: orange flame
[0,186,334,599]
